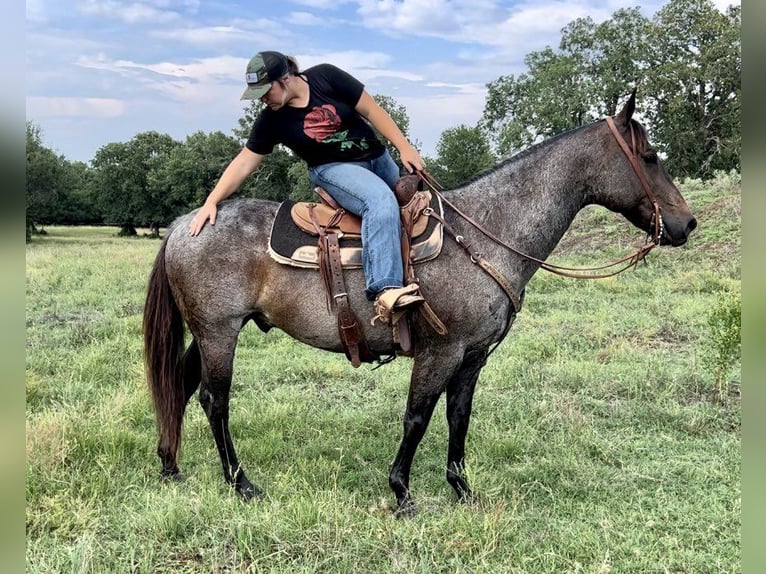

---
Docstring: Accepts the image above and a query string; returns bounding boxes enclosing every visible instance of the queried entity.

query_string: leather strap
[419,169,656,279]
[326,233,375,367]
[426,209,523,314]
[309,204,375,367]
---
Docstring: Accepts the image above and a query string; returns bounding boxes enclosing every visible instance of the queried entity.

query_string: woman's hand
[399,143,424,174]
[189,203,218,236]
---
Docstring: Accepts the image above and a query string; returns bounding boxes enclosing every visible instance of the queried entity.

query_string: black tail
[142,239,185,471]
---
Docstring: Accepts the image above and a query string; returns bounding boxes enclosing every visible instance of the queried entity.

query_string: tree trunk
[118,223,137,237]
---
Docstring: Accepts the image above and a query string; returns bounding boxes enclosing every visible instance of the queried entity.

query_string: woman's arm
[355,90,424,173]
[189,146,265,236]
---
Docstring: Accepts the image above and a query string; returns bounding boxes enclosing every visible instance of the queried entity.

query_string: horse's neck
[447,142,588,269]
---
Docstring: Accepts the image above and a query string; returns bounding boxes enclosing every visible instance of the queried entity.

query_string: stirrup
[371,284,424,326]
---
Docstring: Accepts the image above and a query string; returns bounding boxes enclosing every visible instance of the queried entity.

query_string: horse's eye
[643,150,658,164]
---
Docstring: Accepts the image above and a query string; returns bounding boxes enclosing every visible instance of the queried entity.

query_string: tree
[479,0,740,178]
[233,100,260,145]
[287,160,314,202]
[482,8,651,157]
[90,131,179,235]
[240,146,299,201]
[26,122,69,239]
[57,160,100,225]
[482,50,589,156]
[559,8,651,115]
[429,125,495,188]
[148,130,241,225]
[644,0,740,177]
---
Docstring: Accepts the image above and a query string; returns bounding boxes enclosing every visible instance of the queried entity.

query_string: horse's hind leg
[181,339,202,405]
[196,332,261,501]
[445,348,488,502]
[159,340,203,480]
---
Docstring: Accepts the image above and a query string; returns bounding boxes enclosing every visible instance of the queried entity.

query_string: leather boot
[371,284,425,325]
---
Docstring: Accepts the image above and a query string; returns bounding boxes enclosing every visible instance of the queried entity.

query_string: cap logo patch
[245,71,269,85]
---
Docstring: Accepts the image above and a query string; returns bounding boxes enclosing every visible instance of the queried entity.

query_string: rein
[419,115,664,281]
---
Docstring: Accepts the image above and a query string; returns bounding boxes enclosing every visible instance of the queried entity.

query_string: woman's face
[260,78,289,110]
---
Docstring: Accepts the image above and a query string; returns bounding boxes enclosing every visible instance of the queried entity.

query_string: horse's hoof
[236,481,264,502]
[160,469,185,483]
[393,499,417,518]
[457,490,474,504]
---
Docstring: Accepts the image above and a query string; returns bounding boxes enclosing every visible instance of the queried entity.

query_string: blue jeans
[308,150,403,300]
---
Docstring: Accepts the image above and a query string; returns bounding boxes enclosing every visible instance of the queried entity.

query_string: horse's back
[163,199,281,324]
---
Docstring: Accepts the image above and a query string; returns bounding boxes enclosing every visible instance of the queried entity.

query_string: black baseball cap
[241,51,290,100]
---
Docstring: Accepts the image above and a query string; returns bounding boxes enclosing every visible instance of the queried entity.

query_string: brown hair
[286,55,300,76]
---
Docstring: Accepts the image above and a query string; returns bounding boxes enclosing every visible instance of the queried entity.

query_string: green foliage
[26,122,63,238]
[233,99,261,144]
[90,131,180,233]
[148,130,241,220]
[26,122,97,238]
[702,288,741,400]
[482,9,651,156]
[242,146,301,202]
[287,159,315,202]
[428,124,496,188]
[480,0,740,178]
[643,0,741,178]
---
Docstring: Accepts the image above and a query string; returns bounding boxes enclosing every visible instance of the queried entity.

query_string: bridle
[420,115,665,283]
[605,116,664,248]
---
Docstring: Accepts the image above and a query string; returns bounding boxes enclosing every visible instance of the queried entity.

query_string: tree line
[26,0,739,240]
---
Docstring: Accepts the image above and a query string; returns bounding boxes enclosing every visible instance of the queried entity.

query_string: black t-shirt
[245,63,386,166]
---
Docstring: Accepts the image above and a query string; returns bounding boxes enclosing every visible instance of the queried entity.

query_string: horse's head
[601,90,697,247]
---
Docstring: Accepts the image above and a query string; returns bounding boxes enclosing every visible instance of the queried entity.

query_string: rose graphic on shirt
[303,104,369,151]
[303,105,342,142]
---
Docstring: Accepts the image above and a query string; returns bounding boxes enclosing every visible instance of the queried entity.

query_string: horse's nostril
[687,217,698,233]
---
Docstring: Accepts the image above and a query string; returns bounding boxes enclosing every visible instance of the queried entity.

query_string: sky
[26,0,739,164]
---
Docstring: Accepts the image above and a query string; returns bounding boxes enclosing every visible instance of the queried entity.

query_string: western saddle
[290,174,446,366]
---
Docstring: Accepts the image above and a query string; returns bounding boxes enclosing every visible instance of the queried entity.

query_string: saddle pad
[268,193,444,269]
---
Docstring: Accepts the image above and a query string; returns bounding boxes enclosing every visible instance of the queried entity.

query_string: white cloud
[354,0,609,48]
[26,96,125,118]
[148,18,284,46]
[286,11,328,26]
[26,0,47,23]
[77,0,183,23]
[289,0,350,9]
[75,54,249,105]
[294,50,425,84]
[399,89,488,156]
[77,53,244,80]
[149,25,253,44]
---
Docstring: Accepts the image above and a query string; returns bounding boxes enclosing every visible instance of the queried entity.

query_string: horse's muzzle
[662,214,697,247]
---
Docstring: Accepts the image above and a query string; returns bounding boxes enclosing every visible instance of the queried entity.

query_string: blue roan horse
[143,92,696,514]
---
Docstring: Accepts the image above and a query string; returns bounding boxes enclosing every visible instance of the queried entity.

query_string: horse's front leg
[197,335,261,500]
[389,350,463,516]
[445,348,488,502]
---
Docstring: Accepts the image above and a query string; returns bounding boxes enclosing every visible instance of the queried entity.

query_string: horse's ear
[615,87,637,126]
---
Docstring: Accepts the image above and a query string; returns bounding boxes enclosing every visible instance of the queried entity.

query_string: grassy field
[26,172,740,573]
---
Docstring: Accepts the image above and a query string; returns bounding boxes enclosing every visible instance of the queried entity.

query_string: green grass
[26,173,740,573]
